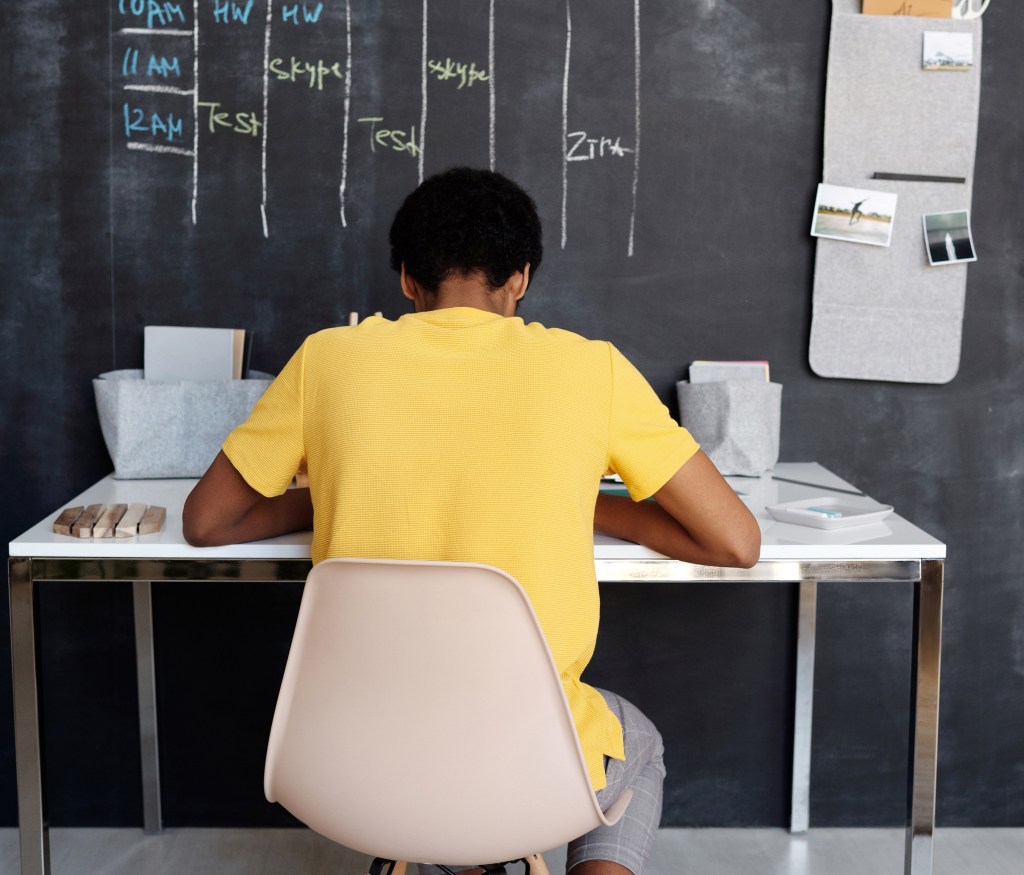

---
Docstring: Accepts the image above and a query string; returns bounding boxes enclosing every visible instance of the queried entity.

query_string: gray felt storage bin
[677,380,782,476]
[94,369,273,479]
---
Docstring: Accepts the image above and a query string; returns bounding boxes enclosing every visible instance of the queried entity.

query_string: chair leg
[525,854,550,875]
[368,860,406,875]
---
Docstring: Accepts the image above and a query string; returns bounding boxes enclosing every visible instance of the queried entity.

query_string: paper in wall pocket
[93,369,274,479]
[677,381,782,476]
[862,0,952,17]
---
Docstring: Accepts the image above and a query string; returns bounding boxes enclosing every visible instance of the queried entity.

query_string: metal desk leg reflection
[132,581,162,834]
[905,559,944,875]
[9,558,50,875]
[790,579,817,834]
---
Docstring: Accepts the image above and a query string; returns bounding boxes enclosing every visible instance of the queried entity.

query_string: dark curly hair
[389,167,543,293]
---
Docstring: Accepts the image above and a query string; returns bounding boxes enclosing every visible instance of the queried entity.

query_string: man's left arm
[183,451,312,547]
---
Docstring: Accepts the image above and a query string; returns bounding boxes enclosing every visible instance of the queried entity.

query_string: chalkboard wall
[2,0,1023,829]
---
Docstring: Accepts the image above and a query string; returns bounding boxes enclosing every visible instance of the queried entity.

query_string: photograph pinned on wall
[923,31,974,71]
[922,210,977,265]
[810,183,898,247]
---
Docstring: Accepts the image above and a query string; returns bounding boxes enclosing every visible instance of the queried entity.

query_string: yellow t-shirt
[223,307,699,789]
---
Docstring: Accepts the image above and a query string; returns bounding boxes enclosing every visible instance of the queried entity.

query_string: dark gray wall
[2,0,1022,829]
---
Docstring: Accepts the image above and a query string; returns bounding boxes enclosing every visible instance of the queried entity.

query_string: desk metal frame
[9,554,943,875]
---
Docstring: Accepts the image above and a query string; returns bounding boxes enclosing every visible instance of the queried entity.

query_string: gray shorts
[419,689,665,875]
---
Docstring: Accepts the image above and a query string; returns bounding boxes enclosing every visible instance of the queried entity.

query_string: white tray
[766,496,894,530]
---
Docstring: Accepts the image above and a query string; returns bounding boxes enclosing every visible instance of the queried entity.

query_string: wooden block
[93,503,128,538]
[72,504,106,538]
[138,505,167,536]
[115,503,148,538]
[53,506,84,536]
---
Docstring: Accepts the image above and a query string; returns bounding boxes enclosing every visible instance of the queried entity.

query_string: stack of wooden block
[52,504,166,538]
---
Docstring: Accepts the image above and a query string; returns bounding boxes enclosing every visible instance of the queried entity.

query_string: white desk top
[9,462,944,562]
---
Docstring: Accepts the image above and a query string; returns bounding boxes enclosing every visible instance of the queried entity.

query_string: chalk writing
[282,2,324,24]
[428,58,489,89]
[357,117,421,157]
[123,103,185,141]
[117,0,187,29]
[565,131,634,161]
[148,54,181,77]
[270,57,343,90]
[197,101,263,136]
[213,0,255,25]
[122,48,183,78]
[109,0,648,247]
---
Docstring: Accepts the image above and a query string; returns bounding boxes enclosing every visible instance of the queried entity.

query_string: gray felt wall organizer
[809,0,982,383]
[677,381,782,477]
[94,370,273,479]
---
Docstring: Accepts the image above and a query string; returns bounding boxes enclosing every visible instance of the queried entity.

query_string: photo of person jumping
[849,197,868,225]
[811,184,897,248]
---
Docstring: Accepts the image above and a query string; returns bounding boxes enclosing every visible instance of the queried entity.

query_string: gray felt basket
[677,380,782,476]
[94,369,274,479]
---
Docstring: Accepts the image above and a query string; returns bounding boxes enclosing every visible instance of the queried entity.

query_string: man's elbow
[728,540,761,569]
[713,517,760,568]
[182,502,231,548]
[728,523,761,568]
[182,513,220,548]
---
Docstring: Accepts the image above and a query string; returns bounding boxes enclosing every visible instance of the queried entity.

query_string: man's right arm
[182,451,313,547]
[594,450,761,568]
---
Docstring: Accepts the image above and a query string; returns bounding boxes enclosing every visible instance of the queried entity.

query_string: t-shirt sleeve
[606,343,700,501]
[222,340,307,497]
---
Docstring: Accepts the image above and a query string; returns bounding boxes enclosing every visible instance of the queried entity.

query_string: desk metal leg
[9,558,50,875]
[132,581,163,834]
[905,559,944,875]
[790,579,817,834]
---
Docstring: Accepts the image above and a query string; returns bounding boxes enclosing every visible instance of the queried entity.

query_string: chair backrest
[264,558,629,866]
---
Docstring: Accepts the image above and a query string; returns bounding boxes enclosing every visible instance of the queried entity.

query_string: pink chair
[264,558,632,875]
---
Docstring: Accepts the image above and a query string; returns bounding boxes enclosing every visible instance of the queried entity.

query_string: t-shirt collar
[405,306,515,328]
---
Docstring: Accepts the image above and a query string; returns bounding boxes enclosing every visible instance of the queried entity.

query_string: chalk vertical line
[109,0,117,367]
[419,0,428,183]
[561,0,571,250]
[339,0,352,227]
[261,0,273,238]
[627,0,640,257]
[488,0,495,170]
[192,0,199,224]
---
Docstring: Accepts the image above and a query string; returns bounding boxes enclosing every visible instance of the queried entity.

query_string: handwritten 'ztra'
[428,58,490,89]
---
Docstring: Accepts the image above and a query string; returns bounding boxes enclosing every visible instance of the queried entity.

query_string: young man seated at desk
[183,167,759,875]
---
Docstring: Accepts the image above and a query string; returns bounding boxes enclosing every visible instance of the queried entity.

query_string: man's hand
[595,450,761,568]
[182,451,313,547]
